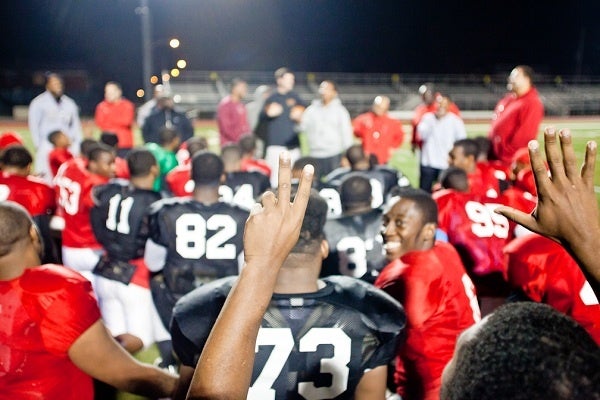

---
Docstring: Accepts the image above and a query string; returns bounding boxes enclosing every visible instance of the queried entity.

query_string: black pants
[419,165,442,192]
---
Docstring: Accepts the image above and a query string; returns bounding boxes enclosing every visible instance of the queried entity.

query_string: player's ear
[320,239,329,260]
[422,223,437,242]
[150,164,159,178]
[29,223,44,261]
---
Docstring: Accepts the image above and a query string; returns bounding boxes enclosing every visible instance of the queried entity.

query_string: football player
[376,188,480,400]
[322,174,385,282]
[0,145,58,263]
[90,148,172,360]
[144,151,249,328]
[171,186,405,399]
[54,142,115,285]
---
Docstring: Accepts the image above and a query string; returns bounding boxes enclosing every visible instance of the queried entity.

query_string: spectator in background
[246,84,271,156]
[145,128,180,192]
[0,202,178,399]
[0,146,58,264]
[301,80,353,179]
[353,95,404,165]
[47,130,74,179]
[260,67,307,187]
[488,65,544,166]
[239,134,271,178]
[28,73,82,182]
[411,83,460,153]
[142,92,193,144]
[417,96,466,192]
[94,81,135,157]
[137,84,163,129]
[217,78,250,146]
[375,188,480,400]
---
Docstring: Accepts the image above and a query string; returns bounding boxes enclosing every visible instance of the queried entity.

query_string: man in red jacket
[488,65,544,166]
[95,81,135,157]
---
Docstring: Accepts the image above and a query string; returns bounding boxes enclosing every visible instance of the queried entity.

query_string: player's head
[318,80,337,104]
[220,144,242,172]
[345,144,370,171]
[185,137,209,158]
[419,82,435,104]
[127,147,157,178]
[87,143,116,178]
[159,128,181,150]
[340,173,372,214]
[274,67,295,92]
[441,302,600,400]
[473,136,492,162]
[289,189,328,256]
[439,167,469,192]
[47,130,71,148]
[1,145,33,171]
[292,157,319,186]
[508,65,534,95]
[230,78,248,99]
[99,132,119,149]
[191,151,224,187]
[80,139,100,159]
[239,134,257,156]
[0,201,43,272]
[104,81,123,103]
[381,187,437,260]
[449,138,478,173]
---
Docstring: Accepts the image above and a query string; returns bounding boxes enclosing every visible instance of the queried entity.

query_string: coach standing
[488,65,544,166]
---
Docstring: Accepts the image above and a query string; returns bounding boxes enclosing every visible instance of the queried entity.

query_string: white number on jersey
[465,201,509,239]
[0,184,10,201]
[175,214,237,259]
[105,194,135,234]
[319,188,342,218]
[219,184,255,210]
[580,280,600,306]
[248,327,351,400]
[369,178,384,208]
[336,236,369,278]
[55,176,81,215]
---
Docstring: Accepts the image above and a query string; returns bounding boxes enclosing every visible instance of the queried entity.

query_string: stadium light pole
[136,0,153,101]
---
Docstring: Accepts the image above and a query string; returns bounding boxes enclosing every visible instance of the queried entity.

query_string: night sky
[1,0,598,98]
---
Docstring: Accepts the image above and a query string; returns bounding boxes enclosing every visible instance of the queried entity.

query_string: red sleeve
[112,100,135,128]
[505,236,548,302]
[217,101,239,143]
[94,102,108,131]
[37,269,101,354]
[390,118,404,148]
[352,114,368,139]
[402,266,441,328]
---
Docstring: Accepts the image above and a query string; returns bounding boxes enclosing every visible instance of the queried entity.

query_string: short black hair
[291,189,328,254]
[159,128,179,146]
[1,145,33,168]
[392,187,438,225]
[345,144,367,168]
[0,201,33,257]
[239,134,257,154]
[340,173,372,210]
[191,151,223,186]
[127,148,157,178]
[473,136,492,160]
[80,139,100,158]
[185,137,208,157]
[443,302,600,400]
[453,138,479,159]
[47,130,65,145]
[88,143,114,163]
[100,132,119,148]
[274,67,292,81]
[439,167,469,192]
[220,144,242,164]
[516,65,535,84]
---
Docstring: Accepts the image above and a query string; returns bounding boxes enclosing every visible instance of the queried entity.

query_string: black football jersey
[147,198,249,296]
[171,275,405,400]
[91,181,162,261]
[220,171,271,210]
[322,209,386,282]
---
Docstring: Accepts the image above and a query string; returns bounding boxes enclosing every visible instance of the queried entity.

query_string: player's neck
[130,176,155,190]
[193,186,220,205]
[274,260,321,294]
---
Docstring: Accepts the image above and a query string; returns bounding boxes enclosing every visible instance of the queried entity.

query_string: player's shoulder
[173,276,236,332]
[214,200,251,216]
[148,196,192,215]
[20,264,91,293]
[322,276,405,331]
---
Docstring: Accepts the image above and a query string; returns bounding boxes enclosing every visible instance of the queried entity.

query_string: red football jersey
[0,172,56,216]
[375,241,480,400]
[468,162,506,198]
[165,164,193,197]
[0,264,101,399]
[504,234,600,344]
[434,189,510,277]
[54,158,108,248]
[48,148,74,178]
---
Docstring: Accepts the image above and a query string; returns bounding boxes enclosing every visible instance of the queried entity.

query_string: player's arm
[68,320,177,397]
[173,365,195,400]
[186,152,314,400]
[354,365,388,400]
[496,127,600,297]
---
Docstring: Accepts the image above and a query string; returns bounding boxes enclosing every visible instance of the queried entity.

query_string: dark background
[0,0,598,107]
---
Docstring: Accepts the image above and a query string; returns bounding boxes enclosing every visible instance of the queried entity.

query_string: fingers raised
[558,129,579,182]
[277,151,292,206]
[582,141,597,190]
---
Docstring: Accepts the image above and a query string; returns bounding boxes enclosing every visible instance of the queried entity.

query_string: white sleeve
[144,239,167,272]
